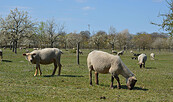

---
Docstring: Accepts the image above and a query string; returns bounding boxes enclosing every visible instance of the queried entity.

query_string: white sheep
[76,50,83,55]
[23,48,62,76]
[138,53,147,68]
[117,50,124,56]
[150,53,155,60]
[0,49,2,61]
[111,50,117,54]
[87,50,137,90]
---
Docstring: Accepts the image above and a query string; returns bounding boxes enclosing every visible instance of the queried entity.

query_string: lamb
[150,53,155,60]
[76,50,83,55]
[130,50,140,59]
[138,53,147,68]
[111,50,117,54]
[117,50,124,56]
[23,48,62,76]
[0,49,2,61]
[87,50,137,90]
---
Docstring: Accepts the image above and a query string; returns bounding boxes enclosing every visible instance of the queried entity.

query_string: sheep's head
[126,76,137,90]
[23,53,37,64]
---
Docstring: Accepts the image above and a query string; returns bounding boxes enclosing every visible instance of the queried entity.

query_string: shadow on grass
[2,60,12,62]
[145,67,156,69]
[60,75,84,77]
[100,84,148,91]
[43,74,84,77]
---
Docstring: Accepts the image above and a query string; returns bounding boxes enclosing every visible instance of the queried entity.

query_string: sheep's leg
[38,64,42,76]
[143,63,145,68]
[52,61,57,76]
[95,72,99,85]
[58,63,62,76]
[110,75,114,89]
[114,76,121,89]
[34,65,38,76]
[140,64,142,68]
[89,70,92,85]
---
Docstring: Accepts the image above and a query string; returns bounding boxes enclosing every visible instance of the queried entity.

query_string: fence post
[77,42,80,65]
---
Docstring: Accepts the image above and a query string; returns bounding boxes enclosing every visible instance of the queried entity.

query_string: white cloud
[82,6,95,10]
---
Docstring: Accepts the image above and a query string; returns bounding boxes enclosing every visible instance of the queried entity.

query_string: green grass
[0,49,172,102]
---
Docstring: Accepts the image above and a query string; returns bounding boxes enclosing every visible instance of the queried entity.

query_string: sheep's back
[31,48,61,64]
[138,54,147,63]
[87,50,120,74]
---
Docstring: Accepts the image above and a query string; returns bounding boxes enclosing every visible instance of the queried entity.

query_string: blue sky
[0,0,169,34]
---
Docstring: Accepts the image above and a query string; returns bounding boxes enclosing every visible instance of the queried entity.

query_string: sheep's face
[23,53,37,64]
[127,77,137,90]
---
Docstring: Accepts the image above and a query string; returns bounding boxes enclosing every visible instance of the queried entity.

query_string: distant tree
[151,0,173,37]
[152,37,167,51]
[116,29,131,50]
[37,21,47,48]
[66,32,82,48]
[46,19,57,48]
[58,31,67,49]
[90,31,107,50]
[133,32,152,51]
[108,26,117,50]
[166,37,173,51]
[0,8,35,53]
[79,30,90,48]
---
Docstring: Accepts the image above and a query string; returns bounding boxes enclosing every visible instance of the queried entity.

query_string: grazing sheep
[25,49,29,53]
[150,53,155,60]
[78,50,83,55]
[0,49,2,61]
[87,50,137,90]
[111,50,117,54]
[130,50,140,59]
[117,50,124,56]
[138,54,147,68]
[33,48,39,50]
[23,48,62,76]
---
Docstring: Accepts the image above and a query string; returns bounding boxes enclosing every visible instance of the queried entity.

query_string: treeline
[0,8,173,53]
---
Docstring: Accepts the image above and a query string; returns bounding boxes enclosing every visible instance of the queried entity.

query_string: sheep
[117,50,124,56]
[130,50,140,59]
[76,50,83,55]
[150,53,155,60]
[87,50,137,90]
[138,53,147,68]
[0,49,2,61]
[23,48,62,76]
[33,48,39,50]
[111,50,117,54]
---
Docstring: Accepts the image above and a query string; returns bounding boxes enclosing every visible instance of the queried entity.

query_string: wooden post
[77,42,80,65]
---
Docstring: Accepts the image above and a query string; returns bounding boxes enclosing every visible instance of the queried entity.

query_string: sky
[0,0,170,34]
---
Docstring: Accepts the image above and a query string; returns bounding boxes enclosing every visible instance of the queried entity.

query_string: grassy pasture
[0,49,172,102]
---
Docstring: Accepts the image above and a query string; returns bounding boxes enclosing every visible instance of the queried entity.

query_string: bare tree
[46,19,65,48]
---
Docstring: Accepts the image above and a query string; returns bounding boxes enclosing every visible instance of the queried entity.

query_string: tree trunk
[12,41,15,52]
[15,40,17,54]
